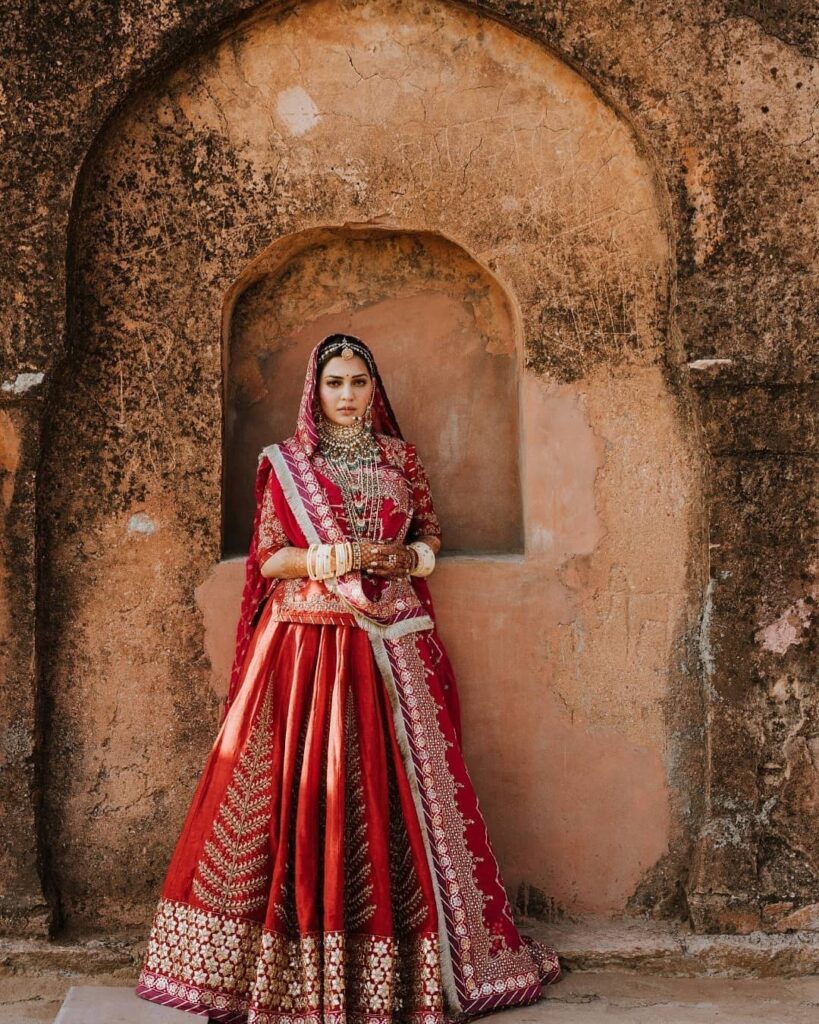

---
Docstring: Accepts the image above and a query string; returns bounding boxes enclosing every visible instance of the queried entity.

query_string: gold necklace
[317,417,382,539]
[317,417,377,460]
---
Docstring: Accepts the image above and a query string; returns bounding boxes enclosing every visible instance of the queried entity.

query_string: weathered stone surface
[532,972,819,1023]
[0,399,53,937]
[5,917,819,988]
[0,0,816,943]
[527,915,819,978]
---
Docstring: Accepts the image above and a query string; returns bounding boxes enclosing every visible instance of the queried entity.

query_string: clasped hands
[356,540,416,577]
[260,538,437,581]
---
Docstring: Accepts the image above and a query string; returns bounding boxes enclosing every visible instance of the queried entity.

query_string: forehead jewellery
[317,336,376,376]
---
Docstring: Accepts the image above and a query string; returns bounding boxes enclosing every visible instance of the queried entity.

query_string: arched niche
[41,0,703,930]
[223,226,522,557]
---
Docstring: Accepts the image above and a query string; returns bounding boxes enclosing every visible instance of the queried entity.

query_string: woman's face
[317,354,374,426]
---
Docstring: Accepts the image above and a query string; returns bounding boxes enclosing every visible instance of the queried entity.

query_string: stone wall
[0,0,815,938]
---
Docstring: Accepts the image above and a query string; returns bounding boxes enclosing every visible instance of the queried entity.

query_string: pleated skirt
[135,594,452,1023]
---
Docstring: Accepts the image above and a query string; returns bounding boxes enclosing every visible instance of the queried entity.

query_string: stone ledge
[3,918,819,983]
[0,931,145,977]
[55,985,189,1023]
[48,975,819,1024]
[523,916,819,978]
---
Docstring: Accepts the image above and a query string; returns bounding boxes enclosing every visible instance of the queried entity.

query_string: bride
[135,333,561,1022]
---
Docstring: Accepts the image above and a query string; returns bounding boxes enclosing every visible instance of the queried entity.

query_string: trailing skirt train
[135,593,561,1023]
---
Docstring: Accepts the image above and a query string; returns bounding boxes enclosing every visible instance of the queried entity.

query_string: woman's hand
[261,540,428,580]
[360,540,415,577]
[260,546,309,579]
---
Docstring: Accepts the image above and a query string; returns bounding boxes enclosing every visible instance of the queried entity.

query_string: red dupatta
[222,334,426,725]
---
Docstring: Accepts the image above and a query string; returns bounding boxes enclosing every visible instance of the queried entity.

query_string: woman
[135,334,561,1023]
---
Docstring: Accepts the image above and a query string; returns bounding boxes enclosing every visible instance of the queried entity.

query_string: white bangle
[334,541,351,577]
[318,543,332,579]
[307,543,336,580]
[409,540,436,577]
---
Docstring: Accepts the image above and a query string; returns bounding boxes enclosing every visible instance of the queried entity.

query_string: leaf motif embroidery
[344,687,375,930]
[388,754,427,935]
[192,682,275,916]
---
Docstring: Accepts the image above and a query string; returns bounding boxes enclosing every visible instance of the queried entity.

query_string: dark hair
[316,334,376,377]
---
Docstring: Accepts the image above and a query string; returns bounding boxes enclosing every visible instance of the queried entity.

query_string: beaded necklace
[317,417,383,541]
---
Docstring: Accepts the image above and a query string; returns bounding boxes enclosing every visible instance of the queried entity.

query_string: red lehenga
[135,338,561,1023]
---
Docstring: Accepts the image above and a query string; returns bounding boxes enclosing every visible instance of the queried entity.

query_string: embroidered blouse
[254,434,440,626]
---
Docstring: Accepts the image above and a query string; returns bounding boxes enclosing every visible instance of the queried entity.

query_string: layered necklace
[317,415,383,541]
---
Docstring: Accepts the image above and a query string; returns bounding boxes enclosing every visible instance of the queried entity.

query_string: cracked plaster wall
[0,0,815,939]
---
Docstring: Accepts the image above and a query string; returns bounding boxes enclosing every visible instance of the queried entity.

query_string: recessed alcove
[223,227,522,557]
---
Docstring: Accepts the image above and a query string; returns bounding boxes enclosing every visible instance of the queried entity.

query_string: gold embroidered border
[373,634,542,1005]
[139,898,260,1010]
[138,897,444,1021]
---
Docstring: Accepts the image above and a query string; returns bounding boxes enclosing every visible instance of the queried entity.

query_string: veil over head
[222,333,407,723]
[295,333,402,454]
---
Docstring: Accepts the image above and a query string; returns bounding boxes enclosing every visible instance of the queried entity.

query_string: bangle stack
[408,540,436,577]
[306,543,332,580]
[306,540,362,580]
